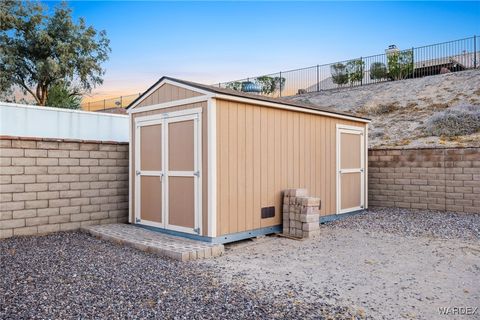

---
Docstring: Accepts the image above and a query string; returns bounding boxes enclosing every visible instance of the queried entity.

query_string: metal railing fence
[81,93,141,111]
[81,36,479,109]
[217,36,479,98]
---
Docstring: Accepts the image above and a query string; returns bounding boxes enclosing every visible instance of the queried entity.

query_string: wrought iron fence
[80,93,141,111]
[81,36,479,109]
[217,36,479,98]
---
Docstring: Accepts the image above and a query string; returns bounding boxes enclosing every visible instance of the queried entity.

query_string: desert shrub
[387,49,414,80]
[226,81,242,91]
[330,63,348,86]
[370,130,385,138]
[370,62,388,80]
[424,104,480,137]
[346,59,364,85]
[357,103,398,116]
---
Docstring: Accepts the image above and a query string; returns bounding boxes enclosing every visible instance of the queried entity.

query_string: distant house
[413,51,477,77]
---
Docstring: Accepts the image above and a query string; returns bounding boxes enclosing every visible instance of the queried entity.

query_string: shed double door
[135,110,201,235]
[336,125,365,214]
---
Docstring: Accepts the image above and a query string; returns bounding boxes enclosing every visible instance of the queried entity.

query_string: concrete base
[82,224,224,261]
[138,223,282,244]
[319,209,366,224]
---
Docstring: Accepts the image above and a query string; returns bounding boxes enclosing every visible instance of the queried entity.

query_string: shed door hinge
[136,170,141,176]
[193,227,200,234]
[136,218,141,223]
[193,171,200,177]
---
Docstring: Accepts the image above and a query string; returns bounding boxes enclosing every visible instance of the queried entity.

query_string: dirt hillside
[287,69,480,149]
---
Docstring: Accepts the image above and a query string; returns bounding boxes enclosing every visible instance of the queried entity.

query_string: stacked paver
[282,189,321,239]
[82,224,224,261]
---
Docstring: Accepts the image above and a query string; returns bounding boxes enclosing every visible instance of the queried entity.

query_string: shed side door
[136,122,164,226]
[337,125,365,214]
[165,112,201,235]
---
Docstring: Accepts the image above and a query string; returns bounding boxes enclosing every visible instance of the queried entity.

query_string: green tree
[0,1,110,106]
[387,49,414,80]
[255,76,285,95]
[45,82,81,109]
[330,63,349,86]
[346,59,364,85]
[370,62,388,80]
[225,81,242,91]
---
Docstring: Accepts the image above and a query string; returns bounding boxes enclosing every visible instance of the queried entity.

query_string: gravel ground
[323,207,480,241]
[0,232,359,320]
[202,208,480,320]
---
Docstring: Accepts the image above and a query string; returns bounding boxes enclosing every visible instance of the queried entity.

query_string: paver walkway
[82,224,224,261]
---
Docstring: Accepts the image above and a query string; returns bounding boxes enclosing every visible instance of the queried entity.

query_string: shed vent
[261,206,275,219]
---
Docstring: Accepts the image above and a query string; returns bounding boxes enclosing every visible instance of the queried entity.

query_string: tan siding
[228,102,238,233]
[131,101,209,236]
[218,102,229,235]
[253,107,261,230]
[245,105,254,231]
[134,83,203,109]
[237,104,246,232]
[216,99,366,236]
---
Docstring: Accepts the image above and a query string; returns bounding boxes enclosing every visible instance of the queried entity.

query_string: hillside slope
[287,69,480,148]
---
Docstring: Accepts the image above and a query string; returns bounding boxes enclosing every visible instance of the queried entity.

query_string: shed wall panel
[216,99,367,236]
[135,83,203,109]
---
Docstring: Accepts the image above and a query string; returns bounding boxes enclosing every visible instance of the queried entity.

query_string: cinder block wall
[0,136,128,238]
[368,147,480,213]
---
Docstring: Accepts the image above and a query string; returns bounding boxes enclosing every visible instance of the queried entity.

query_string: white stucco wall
[0,102,128,142]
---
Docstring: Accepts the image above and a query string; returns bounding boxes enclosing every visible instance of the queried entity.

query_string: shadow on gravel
[0,231,360,320]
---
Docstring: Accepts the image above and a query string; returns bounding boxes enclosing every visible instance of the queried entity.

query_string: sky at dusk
[46,1,480,101]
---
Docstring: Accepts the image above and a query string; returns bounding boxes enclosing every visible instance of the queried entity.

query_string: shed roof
[127,76,370,121]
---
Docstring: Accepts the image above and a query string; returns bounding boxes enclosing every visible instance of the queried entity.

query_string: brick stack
[282,189,321,239]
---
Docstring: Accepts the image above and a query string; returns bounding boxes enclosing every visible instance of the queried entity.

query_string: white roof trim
[129,77,369,123]
[128,95,211,114]
[212,94,370,123]
[128,78,211,110]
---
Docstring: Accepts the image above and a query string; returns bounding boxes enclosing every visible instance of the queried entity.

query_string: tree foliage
[225,76,286,95]
[330,63,348,86]
[346,59,364,85]
[255,76,285,95]
[225,81,242,91]
[0,1,110,105]
[387,49,414,80]
[369,62,388,80]
[45,82,81,109]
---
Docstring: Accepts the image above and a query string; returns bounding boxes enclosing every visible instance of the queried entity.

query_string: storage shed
[127,77,370,243]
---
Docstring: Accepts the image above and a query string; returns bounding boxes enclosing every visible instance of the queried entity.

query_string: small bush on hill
[425,104,480,137]
[357,103,398,116]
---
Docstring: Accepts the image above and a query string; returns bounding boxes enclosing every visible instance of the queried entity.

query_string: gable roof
[127,76,370,122]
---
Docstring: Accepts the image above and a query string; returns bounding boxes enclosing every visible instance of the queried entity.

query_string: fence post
[120,96,123,108]
[103,99,105,110]
[474,35,477,69]
[279,72,282,97]
[88,102,90,111]
[412,47,415,78]
[316,65,319,92]
[360,57,363,86]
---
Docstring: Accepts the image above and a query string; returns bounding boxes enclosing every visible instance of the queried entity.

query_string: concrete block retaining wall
[368,147,480,213]
[0,136,129,239]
